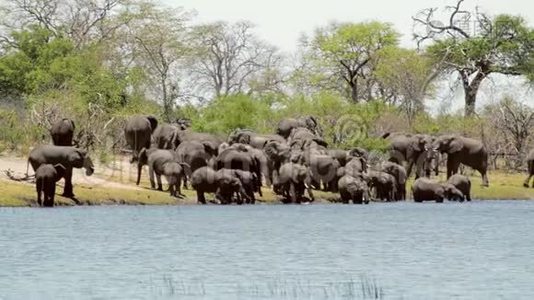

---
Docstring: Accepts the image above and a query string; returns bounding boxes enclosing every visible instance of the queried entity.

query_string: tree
[484,96,534,168]
[187,21,283,99]
[124,1,191,121]
[374,47,437,124]
[296,21,399,103]
[413,0,534,116]
[0,0,125,48]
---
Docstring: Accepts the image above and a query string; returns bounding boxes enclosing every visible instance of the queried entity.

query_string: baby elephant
[412,178,445,203]
[139,148,189,197]
[337,174,370,204]
[447,174,471,201]
[35,164,66,207]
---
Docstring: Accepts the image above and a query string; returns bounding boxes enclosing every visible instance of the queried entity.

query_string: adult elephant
[288,128,328,150]
[524,149,534,188]
[277,116,323,139]
[226,143,271,186]
[174,130,224,155]
[228,129,285,149]
[263,140,291,189]
[151,123,181,150]
[138,148,188,196]
[383,132,433,179]
[191,166,249,204]
[275,162,315,204]
[380,161,407,201]
[50,118,76,146]
[28,145,94,198]
[124,115,158,163]
[305,152,341,192]
[412,178,445,203]
[338,174,370,204]
[175,141,217,187]
[367,170,396,202]
[214,146,262,195]
[432,135,489,187]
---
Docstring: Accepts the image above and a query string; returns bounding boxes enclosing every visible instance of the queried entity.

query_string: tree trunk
[464,86,477,117]
[350,80,359,103]
[161,76,171,122]
[462,71,486,117]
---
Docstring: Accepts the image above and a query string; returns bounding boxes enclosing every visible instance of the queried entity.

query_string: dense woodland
[0,0,533,170]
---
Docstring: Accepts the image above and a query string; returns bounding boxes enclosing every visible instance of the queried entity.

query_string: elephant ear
[237,132,251,144]
[312,138,328,148]
[146,115,159,133]
[53,164,66,181]
[263,141,281,161]
[449,138,463,153]
[201,141,218,157]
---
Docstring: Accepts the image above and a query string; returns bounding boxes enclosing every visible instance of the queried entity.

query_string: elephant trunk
[136,163,142,186]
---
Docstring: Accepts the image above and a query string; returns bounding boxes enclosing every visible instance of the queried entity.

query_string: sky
[163,0,534,112]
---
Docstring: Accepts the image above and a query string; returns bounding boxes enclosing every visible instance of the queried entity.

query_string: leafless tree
[0,0,126,48]
[186,21,283,99]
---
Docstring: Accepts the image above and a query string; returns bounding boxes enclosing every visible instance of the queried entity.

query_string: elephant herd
[25,114,534,207]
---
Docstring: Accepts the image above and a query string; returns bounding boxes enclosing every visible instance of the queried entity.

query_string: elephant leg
[289,182,297,204]
[524,175,532,188]
[62,168,74,198]
[406,161,414,178]
[156,174,163,191]
[196,190,206,204]
[176,178,182,196]
[480,169,489,187]
[36,179,42,206]
[148,166,156,189]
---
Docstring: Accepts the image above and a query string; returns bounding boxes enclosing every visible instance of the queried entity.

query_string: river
[1,201,534,299]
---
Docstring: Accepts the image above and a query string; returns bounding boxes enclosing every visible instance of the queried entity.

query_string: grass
[0,170,532,207]
[408,171,534,200]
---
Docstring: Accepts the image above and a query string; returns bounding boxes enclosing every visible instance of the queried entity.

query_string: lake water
[1,201,534,299]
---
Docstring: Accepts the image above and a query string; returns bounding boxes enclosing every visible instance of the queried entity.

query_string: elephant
[175,140,217,188]
[225,143,271,186]
[190,166,248,204]
[35,164,66,207]
[214,146,263,195]
[28,145,94,198]
[305,152,340,192]
[348,147,369,161]
[367,170,396,202]
[216,169,259,204]
[411,178,445,203]
[343,156,368,177]
[138,148,188,197]
[151,123,181,150]
[124,115,158,164]
[277,116,323,139]
[337,174,370,204]
[432,135,489,187]
[383,132,433,179]
[380,161,407,201]
[174,130,224,155]
[524,149,534,188]
[447,174,471,201]
[328,149,350,167]
[50,118,75,146]
[288,127,328,150]
[274,162,315,204]
[228,129,285,149]
[263,140,292,191]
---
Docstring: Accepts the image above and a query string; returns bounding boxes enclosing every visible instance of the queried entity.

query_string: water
[1,201,534,299]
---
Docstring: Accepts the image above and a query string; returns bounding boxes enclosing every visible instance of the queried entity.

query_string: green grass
[1,171,532,207]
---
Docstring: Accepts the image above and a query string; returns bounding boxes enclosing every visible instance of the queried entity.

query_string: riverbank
[0,155,532,206]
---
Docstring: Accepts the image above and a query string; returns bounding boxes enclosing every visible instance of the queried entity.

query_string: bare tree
[0,0,125,48]
[485,96,534,168]
[187,21,283,99]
